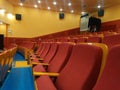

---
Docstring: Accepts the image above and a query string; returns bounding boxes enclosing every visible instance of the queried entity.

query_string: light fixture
[7,13,14,19]
[19,3,23,6]
[97,5,101,8]
[38,0,41,3]
[47,7,51,10]
[34,4,38,8]
[68,3,72,6]
[53,1,57,5]
[71,10,74,13]
[0,9,6,14]
[60,8,63,12]
[0,21,3,25]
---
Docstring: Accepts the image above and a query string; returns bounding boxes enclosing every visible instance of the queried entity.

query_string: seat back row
[0,47,17,85]
[31,42,109,90]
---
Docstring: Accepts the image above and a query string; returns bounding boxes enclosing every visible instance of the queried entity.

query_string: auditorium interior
[0,0,120,90]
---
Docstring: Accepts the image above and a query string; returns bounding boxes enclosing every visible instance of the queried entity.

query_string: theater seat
[35,43,103,90]
[93,45,120,90]
[33,42,74,73]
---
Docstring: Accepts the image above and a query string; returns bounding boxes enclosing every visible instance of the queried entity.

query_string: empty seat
[87,36,102,43]
[93,45,120,90]
[35,43,103,90]
[32,42,59,64]
[102,33,120,48]
[33,42,74,73]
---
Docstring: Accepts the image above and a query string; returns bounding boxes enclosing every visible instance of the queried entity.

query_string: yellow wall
[1,1,120,38]
[0,25,6,36]
[91,4,120,22]
[9,7,80,38]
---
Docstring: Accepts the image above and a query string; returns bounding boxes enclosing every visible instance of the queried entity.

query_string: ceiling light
[0,21,3,25]
[0,9,5,14]
[48,7,51,10]
[19,3,23,6]
[68,3,72,6]
[97,5,101,8]
[60,8,63,12]
[34,5,38,8]
[71,10,74,13]
[7,13,14,19]
[38,0,41,3]
[53,1,57,5]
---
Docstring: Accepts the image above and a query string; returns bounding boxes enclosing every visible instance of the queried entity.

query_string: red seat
[93,45,120,90]
[103,33,120,48]
[35,43,103,90]
[33,42,74,73]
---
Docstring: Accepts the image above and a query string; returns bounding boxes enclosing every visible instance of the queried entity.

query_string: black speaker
[15,14,22,20]
[98,8,104,17]
[0,34,4,50]
[59,13,64,19]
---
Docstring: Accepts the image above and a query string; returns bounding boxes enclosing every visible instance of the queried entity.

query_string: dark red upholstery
[39,42,51,58]
[34,42,73,73]
[103,33,120,48]
[36,76,57,90]
[87,36,102,43]
[93,45,120,90]
[47,42,73,73]
[33,42,59,69]
[36,44,103,90]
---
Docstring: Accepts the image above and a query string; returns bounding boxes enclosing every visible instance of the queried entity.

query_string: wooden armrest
[33,72,59,77]
[32,62,49,66]
[31,58,44,61]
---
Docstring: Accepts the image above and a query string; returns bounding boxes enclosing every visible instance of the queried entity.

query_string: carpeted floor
[13,52,25,61]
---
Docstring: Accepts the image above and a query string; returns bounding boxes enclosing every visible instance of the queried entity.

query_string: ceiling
[7,0,120,14]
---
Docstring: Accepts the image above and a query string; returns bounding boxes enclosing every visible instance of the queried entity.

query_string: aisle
[0,52,35,90]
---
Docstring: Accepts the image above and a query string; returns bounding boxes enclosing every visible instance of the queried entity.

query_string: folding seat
[1,50,10,82]
[76,37,87,43]
[32,42,58,64]
[93,45,120,90]
[30,42,46,58]
[38,42,51,59]
[34,43,103,90]
[33,42,74,73]
[0,52,5,84]
[103,33,120,48]
[87,36,102,43]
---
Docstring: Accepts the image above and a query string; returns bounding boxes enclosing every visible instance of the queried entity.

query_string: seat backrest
[93,44,120,90]
[40,42,51,59]
[43,42,59,64]
[55,43,103,90]
[102,33,120,48]
[87,36,102,43]
[47,42,74,73]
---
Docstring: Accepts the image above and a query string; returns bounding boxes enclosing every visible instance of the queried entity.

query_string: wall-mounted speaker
[59,13,64,19]
[98,8,104,17]
[15,14,22,20]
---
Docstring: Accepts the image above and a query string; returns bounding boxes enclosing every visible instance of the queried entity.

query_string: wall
[91,4,120,22]
[8,6,80,38]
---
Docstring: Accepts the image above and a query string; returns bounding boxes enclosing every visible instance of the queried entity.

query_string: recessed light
[60,8,63,12]
[68,3,72,6]
[19,3,23,6]
[38,0,41,3]
[97,5,101,8]
[48,7,51,10]
[0,21,3,25]
[53,1,57,5]
[34,5,38,8]
[0,9,5,14]
[71,10,74,13]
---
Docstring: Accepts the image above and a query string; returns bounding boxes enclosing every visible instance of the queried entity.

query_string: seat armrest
[33,72,59,77]
[32,62,49,66]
